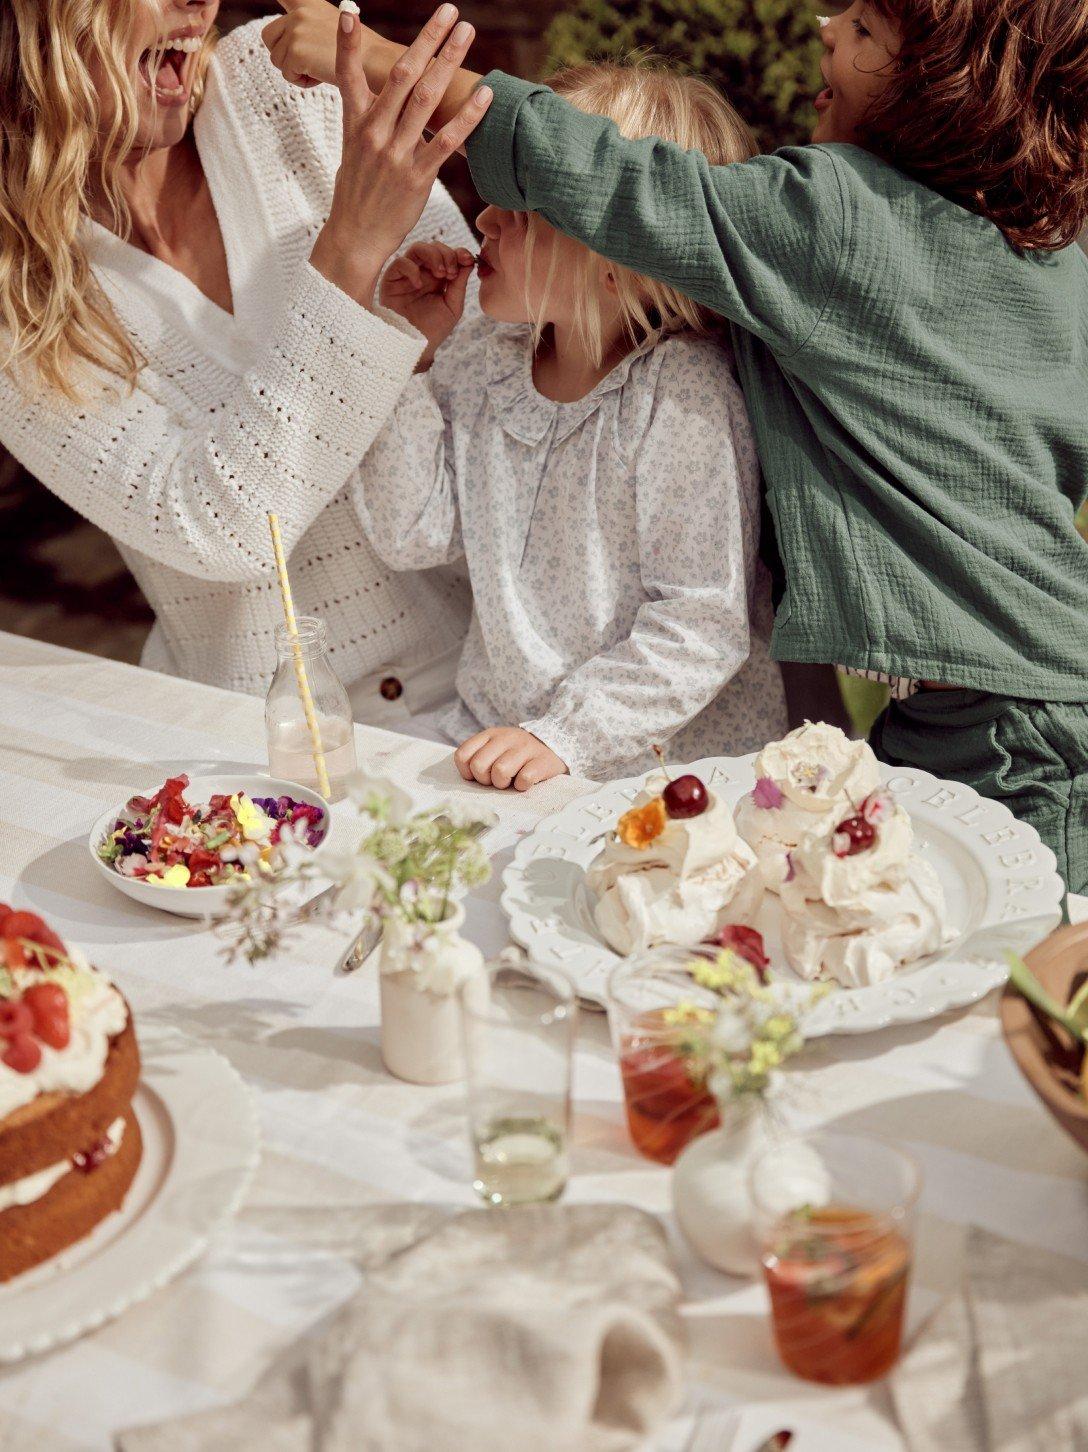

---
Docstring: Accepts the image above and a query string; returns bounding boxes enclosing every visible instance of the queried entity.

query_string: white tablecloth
[0,631,1085,1452]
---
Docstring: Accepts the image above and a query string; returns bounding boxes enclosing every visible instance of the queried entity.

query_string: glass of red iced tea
[750,1133,921,1385]
[607,947,723,1165]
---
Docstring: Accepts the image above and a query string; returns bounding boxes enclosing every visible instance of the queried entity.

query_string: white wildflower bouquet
[219,773,494,966]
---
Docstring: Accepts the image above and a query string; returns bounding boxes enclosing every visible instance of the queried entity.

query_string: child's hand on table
[454,728,569,791]
[381,242,476,368]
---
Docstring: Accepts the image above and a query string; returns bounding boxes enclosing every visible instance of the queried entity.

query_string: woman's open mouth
[137,36,203,107]
[814,85,834,113]
[476,253,496,280]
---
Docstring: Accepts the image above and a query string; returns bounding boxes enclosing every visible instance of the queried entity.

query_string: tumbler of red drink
[750,1133,921,1385]
[607,947,723,1165]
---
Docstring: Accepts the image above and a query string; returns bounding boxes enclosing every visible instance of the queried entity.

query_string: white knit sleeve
[0,263,424,583]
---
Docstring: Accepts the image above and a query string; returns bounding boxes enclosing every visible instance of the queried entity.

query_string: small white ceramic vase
[378,901,484,1086]
[671,1095,777,1278]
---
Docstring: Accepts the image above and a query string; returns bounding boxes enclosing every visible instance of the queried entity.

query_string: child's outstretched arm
[520,345,759,782]
[263,5,843,354]
[466,79,845,355]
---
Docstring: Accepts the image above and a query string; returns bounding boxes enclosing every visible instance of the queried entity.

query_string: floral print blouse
[353,317,787,779]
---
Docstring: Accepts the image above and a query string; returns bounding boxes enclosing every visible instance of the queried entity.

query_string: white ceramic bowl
[89,773,331,919]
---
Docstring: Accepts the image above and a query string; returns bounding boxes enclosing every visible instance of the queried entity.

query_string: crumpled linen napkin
[117,1203,684,1452]
[891,1225,1088,1451]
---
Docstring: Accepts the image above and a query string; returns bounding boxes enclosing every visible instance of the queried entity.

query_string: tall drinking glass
[607,946,721,1165]
[459,960,576,1207]
[750,1132,921,1384]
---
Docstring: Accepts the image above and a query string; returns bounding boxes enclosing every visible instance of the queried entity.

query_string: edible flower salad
[97,775,326,889]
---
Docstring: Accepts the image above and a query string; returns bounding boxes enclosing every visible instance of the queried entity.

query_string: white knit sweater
[0,19,474,711]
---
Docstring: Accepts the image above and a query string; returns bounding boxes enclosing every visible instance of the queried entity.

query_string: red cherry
[2,1033,42,1074]
[832,814,877,857]
[0,999,32,1039]
[23,982,70,1050]
[662,774,709,820]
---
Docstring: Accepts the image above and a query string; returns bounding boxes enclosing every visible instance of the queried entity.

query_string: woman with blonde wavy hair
[0,0,492,723]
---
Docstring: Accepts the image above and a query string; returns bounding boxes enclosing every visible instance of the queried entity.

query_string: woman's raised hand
[307,5,492,309]
[381,241,476,368]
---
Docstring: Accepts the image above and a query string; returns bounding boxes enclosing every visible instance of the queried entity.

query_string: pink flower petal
[752,776,784,810]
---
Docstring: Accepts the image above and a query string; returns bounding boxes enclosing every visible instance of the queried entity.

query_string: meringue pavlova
[735,722,882,891]
[587,768,763,955]
[779,788,953,987]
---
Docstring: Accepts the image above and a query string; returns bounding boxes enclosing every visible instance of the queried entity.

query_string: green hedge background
[545,0,825,151]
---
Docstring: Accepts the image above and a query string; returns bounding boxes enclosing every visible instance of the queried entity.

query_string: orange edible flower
[617,796,668,849]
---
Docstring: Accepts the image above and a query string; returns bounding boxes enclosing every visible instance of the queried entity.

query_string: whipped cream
[780,804,953,986]
[0,1117,125,1213]
[736,722,881,891]
[588,781,764,955]
[0,952,129,1123]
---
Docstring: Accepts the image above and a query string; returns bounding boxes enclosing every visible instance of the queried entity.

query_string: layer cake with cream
[0,909,141,1282]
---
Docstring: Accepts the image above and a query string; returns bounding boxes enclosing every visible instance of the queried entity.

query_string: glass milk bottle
[265,616,357,802]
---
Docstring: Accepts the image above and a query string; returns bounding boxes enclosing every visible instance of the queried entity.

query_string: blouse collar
[484,323,656,446]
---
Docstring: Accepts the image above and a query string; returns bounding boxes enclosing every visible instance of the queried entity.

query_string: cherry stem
[651,744,673,781]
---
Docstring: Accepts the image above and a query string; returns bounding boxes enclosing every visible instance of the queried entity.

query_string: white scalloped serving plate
[0,1030,259,1363]
[501,757,1065,1036]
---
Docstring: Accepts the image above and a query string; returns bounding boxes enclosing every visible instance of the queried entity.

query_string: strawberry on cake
[0,909,140,1282]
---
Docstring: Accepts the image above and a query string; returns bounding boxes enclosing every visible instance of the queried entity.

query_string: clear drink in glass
[460,960,576,1206]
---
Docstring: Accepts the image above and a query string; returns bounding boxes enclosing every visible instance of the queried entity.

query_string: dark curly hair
[862,0,1088,250]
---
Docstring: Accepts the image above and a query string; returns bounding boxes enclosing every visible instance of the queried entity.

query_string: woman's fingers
[372,4,461,126]
[419,85,493,172]
[396,20,477,149]
[335,10,374,130]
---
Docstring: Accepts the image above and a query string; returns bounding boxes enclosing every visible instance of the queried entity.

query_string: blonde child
[349,62,787,790]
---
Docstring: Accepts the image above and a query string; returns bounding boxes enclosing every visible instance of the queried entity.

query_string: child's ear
[603,267,619,297]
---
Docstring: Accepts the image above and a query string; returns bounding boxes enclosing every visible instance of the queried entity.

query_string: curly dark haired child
[267,0,1088,892]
